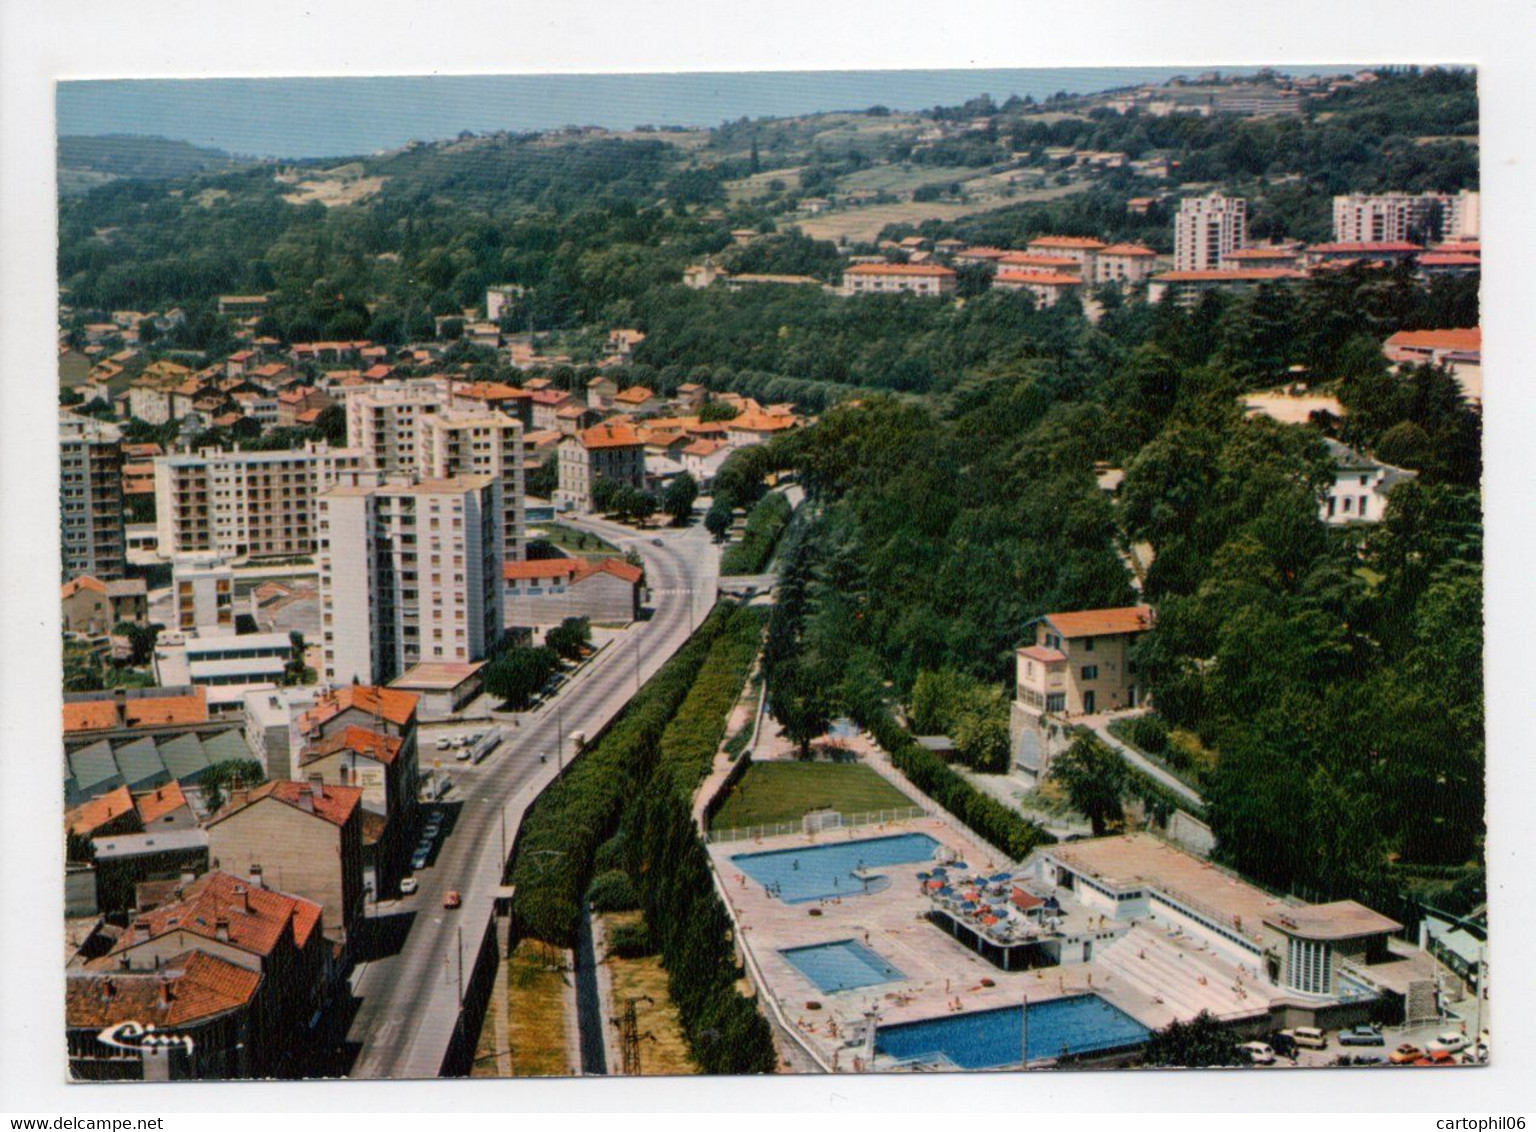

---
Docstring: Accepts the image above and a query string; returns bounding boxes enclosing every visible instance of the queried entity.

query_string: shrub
[1126,713,1170,756]
[588,869,639,913]
[606,919,656,959]
[720,492,792,575]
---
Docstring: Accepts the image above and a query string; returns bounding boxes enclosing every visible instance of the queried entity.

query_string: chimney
[248,864,264,889]
[133,918,152,944]
[180,870,196,888]
[214,917,230,942]
[114,687,129,725]
[158,976,174,1007]
[307,772,325,800]
[233,883,250,914]
[298,789,314,813]
[102,976,116,1002]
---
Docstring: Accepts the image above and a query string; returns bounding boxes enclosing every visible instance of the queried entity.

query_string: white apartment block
[318,473,504,686]
[60,411,127,581]
[153,442,365,561]
[1332,191,1480,244]
[172,555,236,636]
[841,263,958,297]
[1174,194,1248,271]
[346,382,526,561]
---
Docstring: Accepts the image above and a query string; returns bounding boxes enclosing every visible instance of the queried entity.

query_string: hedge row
[719,492,792,575]
[1122,760,1207,825]
[626,604,777,1074]
[505,602,734,948]
[856,704,1057,862]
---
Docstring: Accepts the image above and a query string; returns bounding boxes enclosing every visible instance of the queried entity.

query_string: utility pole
[614,995,654,1075]
[457,924,464,1006]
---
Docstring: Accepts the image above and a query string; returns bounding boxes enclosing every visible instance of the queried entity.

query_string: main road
[345,514,719,1079]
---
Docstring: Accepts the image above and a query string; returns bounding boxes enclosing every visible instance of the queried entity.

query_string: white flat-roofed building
[1174,194,1247,272]
[318,473,504,686]
[842,263,957,297]
[172,555,236,635]
[152,442,365,561]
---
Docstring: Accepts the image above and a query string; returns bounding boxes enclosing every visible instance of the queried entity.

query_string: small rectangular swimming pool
[730,832,940,904]
[875,995,1150,1070]
[781,939,905,993]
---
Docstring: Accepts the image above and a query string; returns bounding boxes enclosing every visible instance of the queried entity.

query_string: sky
[53,68,1343,160]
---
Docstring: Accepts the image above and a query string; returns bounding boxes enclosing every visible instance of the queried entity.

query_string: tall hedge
[719,491,792,575]
[506,602,733,947]
[626,604,777,1074]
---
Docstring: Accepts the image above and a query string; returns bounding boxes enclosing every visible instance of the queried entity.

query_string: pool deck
[709,816,1278,1071]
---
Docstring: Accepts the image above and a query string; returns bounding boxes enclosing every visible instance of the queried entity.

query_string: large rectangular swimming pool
[875,995,1150,1070]
[730,832,940,904]
[781,940,905,993]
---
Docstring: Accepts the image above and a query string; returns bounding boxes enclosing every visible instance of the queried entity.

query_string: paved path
[344,517,718,1079]
[1081,712,1205,809]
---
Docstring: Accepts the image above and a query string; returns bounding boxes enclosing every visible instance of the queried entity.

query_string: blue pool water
[876,995,1150,1069]
[781,940,905,993]
[730,833,940,904]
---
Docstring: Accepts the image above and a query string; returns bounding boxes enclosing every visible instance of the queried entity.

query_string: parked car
[1339,1025,1385,1047]
[1266,1031,1299,1059]
[455,734,472,748]
[399,876,418,896]
[1427,1030,1471,1055]
[1413,1049,1458,1066]
[436,736,452,751]
[1284,1026,1328,1050]
[652,537,664,547]
[443,889,462,909]
[411,849,430,871]
[455,747,472,761]
[1389,1043,1423,1064]
[1239,1042,1276,1065]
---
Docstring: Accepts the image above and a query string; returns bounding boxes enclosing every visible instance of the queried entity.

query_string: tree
[527,453,558,499]
[953,699,1011,774]
[592,477,622,514]
[1141,1011,1246,1068]
[698,399,739,423]
[113,621,160,667]
[1051,734,1126,836]
[313,403,347,446]
[484,645,559,710]
[771,658,834,758]
[545,617,591,661]
[282,631,311,685]
[200,759,267,814]
[704,498,733,542]
[662,473,698,525]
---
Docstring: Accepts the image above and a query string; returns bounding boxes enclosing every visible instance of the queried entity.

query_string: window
[1081,665,1098,680]
[1083,637,1095,652]
[1045,693,1066,713]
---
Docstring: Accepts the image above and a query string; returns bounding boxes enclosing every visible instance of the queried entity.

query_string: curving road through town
[344,514,718,1079]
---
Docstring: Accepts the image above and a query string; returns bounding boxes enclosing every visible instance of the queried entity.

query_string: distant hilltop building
[1174,194,1247,272]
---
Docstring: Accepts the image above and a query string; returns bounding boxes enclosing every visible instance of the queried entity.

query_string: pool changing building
[1030,834,1437,1028]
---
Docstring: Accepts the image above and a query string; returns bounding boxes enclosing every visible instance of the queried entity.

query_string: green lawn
[531,522,619,559]
[709,761,914,831]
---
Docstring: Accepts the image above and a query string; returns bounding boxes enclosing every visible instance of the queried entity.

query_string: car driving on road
[443,890,461,909]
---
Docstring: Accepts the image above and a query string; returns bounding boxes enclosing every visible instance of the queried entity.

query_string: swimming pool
[781,939,905,993]
[730,832,940,904]
[875,995,1150,1070]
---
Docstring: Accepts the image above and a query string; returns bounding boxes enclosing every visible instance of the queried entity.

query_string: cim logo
[97,1020,196,1058]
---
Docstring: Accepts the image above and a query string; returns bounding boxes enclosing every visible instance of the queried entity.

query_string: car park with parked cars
[1389,1043,1422,1064]
[1239,1042,1276,1065]
[1427,1030,1471,1055]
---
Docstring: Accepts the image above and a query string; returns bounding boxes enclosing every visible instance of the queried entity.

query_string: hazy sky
[55,68,1336,159]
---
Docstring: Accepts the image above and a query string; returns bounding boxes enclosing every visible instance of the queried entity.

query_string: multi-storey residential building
[841,263,957,297]
[1174,194,1247,271]
[61,575,147,636]
[417,408,526,561]
[1010,605,1154,776]
[1332,190,1480,244]
[556,424,646,510]
[171,555,235,635]
[206,778,365,950]
[318,473,503,686]
[60,412,127,581]
[1024,235,1107,274]
[992,271,1084,307]
[152,442,365,561]
[1094,243,1160,287]
[347,382,526,560]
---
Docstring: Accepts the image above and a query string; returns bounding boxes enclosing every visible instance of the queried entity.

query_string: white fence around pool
[706,804,928,844]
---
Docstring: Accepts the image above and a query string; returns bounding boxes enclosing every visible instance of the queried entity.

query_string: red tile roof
[1041,605,1154,638]
[1098,243,1157,257]
[845,263,956,277]
[504,556,642,586]
[613,386,656,404]
[300,725,402,767]
[1028,236,1109,250]
[63,689,209,735]
[208,779,362,829]
[996,271,1083,287]
[1153,269,1307,283]
[1307,241,1421,254]
[1385,327,1481,353]
[62,575,108,599]
[299,685,419,732]
[996,253,1079,270]
[1418,253,1480,266]
[1017,645,1067,665]
[68,786,139,837]
[1223,247,1301,260]
[579,423,645,450]
[104,871,322,959]
[68,950,263,1030]
[135,782,188,825]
